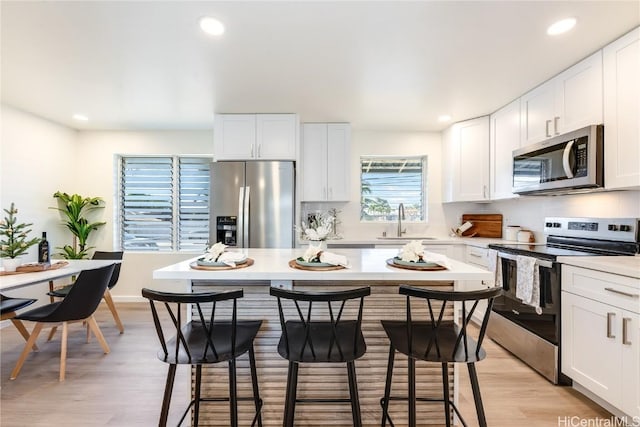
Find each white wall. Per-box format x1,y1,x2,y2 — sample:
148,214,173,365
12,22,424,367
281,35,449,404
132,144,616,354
442,191,640,242
302,130,448,240
1,104,78,262
75,130,213,299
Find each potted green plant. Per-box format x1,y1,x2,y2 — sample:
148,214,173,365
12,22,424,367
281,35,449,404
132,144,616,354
51,192,106,259
0,202,41,271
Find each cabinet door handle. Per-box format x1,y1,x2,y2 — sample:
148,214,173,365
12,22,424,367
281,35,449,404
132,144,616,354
605,287,640,298
257,144,261,158
553,116,560,135
622,317,632,345
329,187,332,199
606,312,616,338
545,120,552,138
483,185,487,199
469,252,483,258
250,144,255,157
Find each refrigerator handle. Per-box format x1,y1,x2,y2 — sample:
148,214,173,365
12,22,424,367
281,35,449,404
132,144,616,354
237,187,245,247
243,186,250,248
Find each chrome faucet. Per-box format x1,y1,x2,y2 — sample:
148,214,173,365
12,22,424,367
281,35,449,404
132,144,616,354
397,203,406,237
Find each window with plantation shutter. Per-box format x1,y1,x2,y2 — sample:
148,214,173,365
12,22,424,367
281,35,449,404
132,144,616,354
119,156,210,252
360,156,426,222
178,158,210,251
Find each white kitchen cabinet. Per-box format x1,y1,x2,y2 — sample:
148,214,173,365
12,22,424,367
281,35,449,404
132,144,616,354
521,51,603,145
214,113,297,160
301,123,350,202
561,265,640,418
441,116,490,202
490,99,521,200
604,28,640,190
461,246,494,322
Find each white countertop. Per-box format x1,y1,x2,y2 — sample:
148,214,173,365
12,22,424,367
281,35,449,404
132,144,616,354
153,248,493,282
557,255,640,279
325,236,534,248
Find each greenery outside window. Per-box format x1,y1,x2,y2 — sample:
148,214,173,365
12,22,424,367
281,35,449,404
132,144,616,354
360,156,426,222
118,156,210,252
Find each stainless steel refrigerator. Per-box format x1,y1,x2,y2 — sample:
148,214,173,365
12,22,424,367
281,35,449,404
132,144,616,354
210,161,295,248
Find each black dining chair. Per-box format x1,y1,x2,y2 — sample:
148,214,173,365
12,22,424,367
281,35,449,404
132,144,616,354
48,251,124,333
141,288,263,427
270,286,371,427
380,285,502,427
9,264,115,381
0,293,39,351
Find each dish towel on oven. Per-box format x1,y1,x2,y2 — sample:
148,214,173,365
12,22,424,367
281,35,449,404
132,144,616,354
487,249,502,288
516,255,542,315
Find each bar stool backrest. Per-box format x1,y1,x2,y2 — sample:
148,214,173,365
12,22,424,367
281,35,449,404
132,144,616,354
270,286,371,361
399,285,503,362
141,288,244,364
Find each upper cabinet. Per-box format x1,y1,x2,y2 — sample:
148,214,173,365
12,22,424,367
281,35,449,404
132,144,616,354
214,114,297,161
521,51,603,146
442,116,490,203
490,99,521,200
301,123,351,202
604,28,640,190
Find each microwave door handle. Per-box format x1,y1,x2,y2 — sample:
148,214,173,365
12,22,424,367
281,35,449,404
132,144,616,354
562,140,575,179
243,186,250,248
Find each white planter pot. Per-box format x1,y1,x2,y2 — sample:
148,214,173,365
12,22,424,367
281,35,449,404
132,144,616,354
2,258,21,272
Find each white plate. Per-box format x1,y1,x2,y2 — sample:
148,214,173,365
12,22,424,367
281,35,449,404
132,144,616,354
392,257,440,267
295,259,333,268
197,257,248,267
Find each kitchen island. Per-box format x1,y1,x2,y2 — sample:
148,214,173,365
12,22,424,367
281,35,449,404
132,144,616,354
153,248,493,426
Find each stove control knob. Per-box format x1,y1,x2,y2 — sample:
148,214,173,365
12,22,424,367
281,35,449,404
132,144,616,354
545,222,553,228
608,224,618,231
620,225,631,232
553,222,561,228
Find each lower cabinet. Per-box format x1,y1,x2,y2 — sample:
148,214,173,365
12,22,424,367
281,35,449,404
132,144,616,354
561,266,640,418
460,246,493,322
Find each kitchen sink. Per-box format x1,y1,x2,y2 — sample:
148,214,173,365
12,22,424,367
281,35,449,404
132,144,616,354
376,236,437,240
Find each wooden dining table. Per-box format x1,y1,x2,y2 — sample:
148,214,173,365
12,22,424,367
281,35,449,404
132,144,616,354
0,259,120,292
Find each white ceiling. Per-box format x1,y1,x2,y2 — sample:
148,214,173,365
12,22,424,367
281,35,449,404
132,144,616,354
1,1,638,132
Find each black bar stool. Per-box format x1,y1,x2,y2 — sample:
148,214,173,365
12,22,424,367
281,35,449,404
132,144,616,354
270,286,371,427
380,285,502,427
142,288,263,427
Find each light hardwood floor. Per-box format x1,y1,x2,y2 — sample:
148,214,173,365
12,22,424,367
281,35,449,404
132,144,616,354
1,303,611,426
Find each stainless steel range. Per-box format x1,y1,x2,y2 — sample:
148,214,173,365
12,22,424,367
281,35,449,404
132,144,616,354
488,217,639,384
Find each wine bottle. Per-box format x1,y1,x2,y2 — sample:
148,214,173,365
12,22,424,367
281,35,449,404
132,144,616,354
38,232,50,264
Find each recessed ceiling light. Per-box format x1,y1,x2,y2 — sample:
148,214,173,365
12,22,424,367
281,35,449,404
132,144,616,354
72,114,88,121
199,16,225,36
547,18,577,36
438,115,452,123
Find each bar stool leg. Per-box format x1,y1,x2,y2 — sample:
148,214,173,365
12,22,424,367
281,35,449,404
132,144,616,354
441,362,451,427
468,363,487,427
408,357,416,427
249,346,263,427
160,364,177,427
229,359,238,427
380,345,395,427
347,361,363,427
194,365,202,427
283,361,299,427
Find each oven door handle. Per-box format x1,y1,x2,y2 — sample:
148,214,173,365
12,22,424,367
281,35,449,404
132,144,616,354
497,252,553,269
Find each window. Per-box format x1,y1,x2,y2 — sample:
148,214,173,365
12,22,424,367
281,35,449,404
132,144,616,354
360,156,426,222
118,156,210,251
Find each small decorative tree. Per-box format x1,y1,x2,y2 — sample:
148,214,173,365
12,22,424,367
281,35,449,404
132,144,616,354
52,192,106,259
0,202,41,259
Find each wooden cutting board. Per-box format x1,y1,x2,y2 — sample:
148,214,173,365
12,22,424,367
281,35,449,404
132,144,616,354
461,214,503,238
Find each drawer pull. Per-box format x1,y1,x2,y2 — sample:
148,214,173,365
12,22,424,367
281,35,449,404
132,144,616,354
604,287,639,298
468,253,483,258
606,312,615,338
622,318,632,345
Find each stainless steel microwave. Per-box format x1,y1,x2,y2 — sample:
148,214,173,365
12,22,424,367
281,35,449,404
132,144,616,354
512,125,603,195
